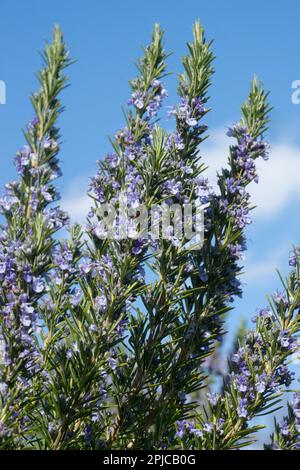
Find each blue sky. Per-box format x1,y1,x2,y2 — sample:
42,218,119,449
1,1,300,351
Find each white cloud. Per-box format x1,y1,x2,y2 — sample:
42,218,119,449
253,144,300,217
243,245,288,285
61,177,90,223
62,194,90,223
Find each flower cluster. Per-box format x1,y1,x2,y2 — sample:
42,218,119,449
196,248,300,449
168,96,206,128
129,78,167,119
218,124,269,230
0,27,71,445
279,394,300,440
266,393,300,449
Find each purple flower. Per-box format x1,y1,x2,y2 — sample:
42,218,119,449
276,365,295,387
14,146,31,174
194,176,213,204
23,265,32,283
130,91,144,109
106,153,119,168
70,288,82,307
151,79,160,88
167,132,184,150
289,248,300,267
94,294,107,312
279,418,290,436
0,196,19,212
41,186,54,202
230,206,251,228
184,262,194,274
237,398,248,418
132,238,146,255
32,277,45,294
28,116,39,130
273,289,286,305
0,382,8,395
169,96,205,128
203,422,214,434
108,356,117,370
54,243,74,272
232,347,246,365
20,303,35,328
43,138,58,150
228,243,245,260
175,420,195,439
191,428,203,438
207,392,220,406
192,97,206,114
79,259,93,275
236,374,248,393
255,373,268,394
199,263,208,282
163,179,182,198
279,331,298,351
186,116,198,127
292,393,300,419
251,307,273,323
146,82,167,118
89,324,98,333
225,177,245,195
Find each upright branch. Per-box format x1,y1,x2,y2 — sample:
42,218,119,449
265,391,300,450
0,26,71,448
106,21,215,448
175,246,300,449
